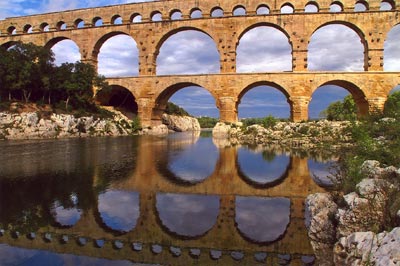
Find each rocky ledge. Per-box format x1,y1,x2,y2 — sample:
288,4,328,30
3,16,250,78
305,160,400,265
212,120,352,150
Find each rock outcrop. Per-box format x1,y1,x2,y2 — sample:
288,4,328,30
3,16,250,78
305,160,400,265
0,111,136,140
162,114,200,132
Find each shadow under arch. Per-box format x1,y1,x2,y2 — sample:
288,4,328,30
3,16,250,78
155,192,220,239
1,41,20,49
309,21,368,70
152,82,218,123
154,26,221,74
235,196,291,244
96,85,138,119
236,149,291,189
312,80,369,117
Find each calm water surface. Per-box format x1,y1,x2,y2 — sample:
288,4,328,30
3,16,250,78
0,132,335,265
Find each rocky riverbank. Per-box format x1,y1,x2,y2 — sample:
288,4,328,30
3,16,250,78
0,112,200,140
305,160,400,265
212,120,352,150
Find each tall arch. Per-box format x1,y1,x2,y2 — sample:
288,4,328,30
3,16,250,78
152,83,218,123
384,24,400,71
156,28,220,75
238,81,291,119
310,80,369,119
95,85,138,119
93,32,139,77
237,24,292,73
308,22,367,71
45,38,81,66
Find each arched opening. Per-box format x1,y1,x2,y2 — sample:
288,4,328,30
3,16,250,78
281,3,295,14
190,8,202,18
238,83,291,119
51,193,82,227
96,85,138,119
381,0,395,10
96,33,139,77
48,38,81,66
354,1,368,11
153,84,219,123
156,193,220,238
23,24,33,34
7,26,17,35
308,24,366,71
237,25,292,72
330,2,343,12
131,13,142,23
170,10,182,20
156,29,220,75
235,196,290,243
257,5,270,15
93,17,103,27
57,21,67,30
211,7,224,17
305,2,319,12
111,15,123,25
40,22,50,32
237,147,290,187
74,19,84,29
384,24,400,71
1,41,19,50
97,190,140,234
309,82,368,120
151,11,162,22
233,5,246,16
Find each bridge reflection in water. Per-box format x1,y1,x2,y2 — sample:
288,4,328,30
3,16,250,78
0,132,333,265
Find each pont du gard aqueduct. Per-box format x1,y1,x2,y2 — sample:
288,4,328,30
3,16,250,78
1,0,400,127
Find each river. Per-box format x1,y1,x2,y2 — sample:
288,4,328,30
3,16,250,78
0,132,335,265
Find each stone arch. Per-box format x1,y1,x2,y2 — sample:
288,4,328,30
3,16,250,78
256,4,270,14
1,41,19,49
23,24,33,34
381,0,395,10
56,21,67,30
305,1,319,12
130,13,142,23
151,11,162,22
211,6,224,17
281,2,295,13
93,17,103,27
155,27,220,75
354,0,369,11
170,9,182,20
237,81,292,119
190,8,203,18
308,21,367,71
330,1,344,12
7,26,16,35
40,22,50,32
74,18,85,28
96,85,138,118
233,5,247,16
236,23,292,72
45,37,81,65
152,82,218,123
111,14,123,25
311,80,369,117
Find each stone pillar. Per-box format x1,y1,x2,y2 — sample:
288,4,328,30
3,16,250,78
289,96,311,122
367,96,387,114
292,49,308,71
138,53,156,76
137,97,154,127
218,96,238,123
367,48,384,71
219,44,236,73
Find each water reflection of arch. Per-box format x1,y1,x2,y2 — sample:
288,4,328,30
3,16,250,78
50,193,82,228
236,146,291,188
156,132,219,185
155,193,220,239
308,159,338,188
94,189,140,235
235,196,291,244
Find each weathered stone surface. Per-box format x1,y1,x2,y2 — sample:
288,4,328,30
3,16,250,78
162,114,200,132
212,122,231,138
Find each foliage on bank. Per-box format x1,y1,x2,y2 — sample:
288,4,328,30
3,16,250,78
197,116,219,128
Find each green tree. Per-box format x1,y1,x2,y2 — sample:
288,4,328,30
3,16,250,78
165,102,190,116
320,95,357,121
197,116,219,128
384,91,400,118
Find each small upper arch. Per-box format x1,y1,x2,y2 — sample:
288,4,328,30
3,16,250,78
281,3,295,14
74,18,85,29
23,24,33,34
7,26,17,35
190,8,203,18
111,14,123,25
354,0,369,11
330,1,344,12
256,4,270,15
305,1,319,13
170,9,182,20
233,5,247,16
381,0,395,10
211,6,224,17
151,10,163,22
131,13,142,23
56,21,67,30
40,22,50,32
93,17,103,27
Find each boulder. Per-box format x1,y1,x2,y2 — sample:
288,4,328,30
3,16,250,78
212,122,231,138
162,114,200,132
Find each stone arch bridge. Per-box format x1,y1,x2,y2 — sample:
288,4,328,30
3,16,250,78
1,0,400,126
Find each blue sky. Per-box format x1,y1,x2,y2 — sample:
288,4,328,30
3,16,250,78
1,0,399,118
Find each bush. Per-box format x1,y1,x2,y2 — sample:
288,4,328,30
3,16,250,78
165,102,190,116
197,116,219,128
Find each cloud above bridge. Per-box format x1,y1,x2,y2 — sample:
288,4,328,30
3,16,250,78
2,0,400,118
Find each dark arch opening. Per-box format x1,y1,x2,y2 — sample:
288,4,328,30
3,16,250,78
308,22,366,71
56,21,67,30
156,28,220,75
111,15,123,25
96,85,138,119
23,24,33,34
93,17,103,27
309,81,368,119
170,9,182,20
40,22,50,32
1,41,19,49
237,23,292,73
7,26,17,35
238,82,291,119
